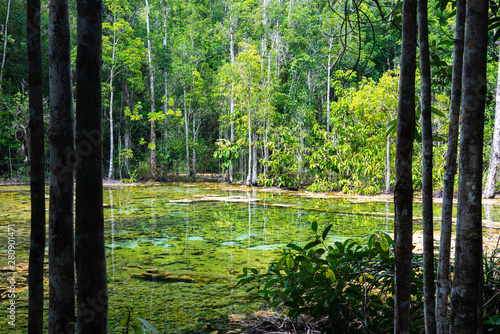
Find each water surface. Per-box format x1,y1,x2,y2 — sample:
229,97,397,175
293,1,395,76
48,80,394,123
1,183,500,333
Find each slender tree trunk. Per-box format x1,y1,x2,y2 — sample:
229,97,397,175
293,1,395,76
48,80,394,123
75,0,108,331
394,0,417,331
108,69,115,180
48,0,75,331
183,87,190,177
449,0,488,330
145,0,156,178
483,46,500,198
0,0,11,95
418,0,436,331
252,132,258,185
192,115,197,178
385,132,391,194
27,1,45,332
326,36,333,132
229,18,235,183
162,0,169,172
246,86,252,186
435,0,465,331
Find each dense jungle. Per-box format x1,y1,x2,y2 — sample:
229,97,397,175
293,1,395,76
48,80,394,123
1,0,500,333
0,0,498,192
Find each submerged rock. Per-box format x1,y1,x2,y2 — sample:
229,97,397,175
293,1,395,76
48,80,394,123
130,268,214,283
169,195,260,204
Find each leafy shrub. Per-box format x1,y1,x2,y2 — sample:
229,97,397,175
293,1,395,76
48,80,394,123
484,245,500,332
237,223,425,333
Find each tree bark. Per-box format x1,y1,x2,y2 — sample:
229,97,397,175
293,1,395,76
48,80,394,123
27,0,45,332
435,0,465,331
246,84,252,186
483,45,500,199
326,36,333,132
449,0,488,331
145,0,156,178
0,0,11,96
252,132,258,185
384,133,391,194
418,0,436,332
75,0,108,332
48,0,75,331
162,0,169,173
394,0,417,331
107,14,116,180
183,86,190,177
229,17,235,183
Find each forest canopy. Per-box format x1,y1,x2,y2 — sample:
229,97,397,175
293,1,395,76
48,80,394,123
0,0,499,193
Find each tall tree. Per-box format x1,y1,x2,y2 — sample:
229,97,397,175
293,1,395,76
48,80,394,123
75,0,108,331
435,0,465,330
0,0,12,95
48,0,75,331
449,0,488,331
483,45,500,199
145,0,156,178
27,0,45,332
418,0,436,332
394,0,417,331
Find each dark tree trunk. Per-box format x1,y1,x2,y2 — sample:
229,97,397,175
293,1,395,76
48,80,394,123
449,0,488,331
394,0,417,331
75,0,108,332
483,46,500,199
27,0,45,332
48,0,75,331
418,0,436,332
435,0,465,330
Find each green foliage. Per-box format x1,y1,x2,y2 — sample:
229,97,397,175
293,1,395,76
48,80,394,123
483,246,500,332
259,125,305,189
237,223,426,333
111,307,159,334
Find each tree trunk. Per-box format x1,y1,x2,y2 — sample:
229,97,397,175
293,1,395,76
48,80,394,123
27,0,45,332
162,1,169,173
0,0,11,95
123,79,131,176
394,0,417,331
48,0,75,331
418,0,436,331
229,18,235,183
183,87,190,177
483,45,500,199
75,0,108,331
449,0,488,331
385,133,391,194
192,114,197,178
326,36,333,132
145,0,156,178
108,69,115,180
435,0,465,331
246,86,252,186
252,132,258,185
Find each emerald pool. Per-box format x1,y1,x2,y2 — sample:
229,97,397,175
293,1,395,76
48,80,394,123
1,182,500,333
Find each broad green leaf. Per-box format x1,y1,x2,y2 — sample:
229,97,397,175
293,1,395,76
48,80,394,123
322,224,333,240
431,106,445,117
311,221,318,233
287,243,303,253
304,241,319,250
135,318,159,334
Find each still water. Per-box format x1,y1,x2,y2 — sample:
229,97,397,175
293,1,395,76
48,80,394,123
1,182,500,333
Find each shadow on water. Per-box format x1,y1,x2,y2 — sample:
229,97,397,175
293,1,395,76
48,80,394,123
1,182,500,332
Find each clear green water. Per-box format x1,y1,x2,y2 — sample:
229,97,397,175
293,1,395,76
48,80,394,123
1,183,500,333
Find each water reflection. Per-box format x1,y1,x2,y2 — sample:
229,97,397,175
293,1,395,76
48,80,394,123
2,183,500,333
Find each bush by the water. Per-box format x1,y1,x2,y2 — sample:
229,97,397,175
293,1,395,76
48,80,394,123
238,223,500,333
